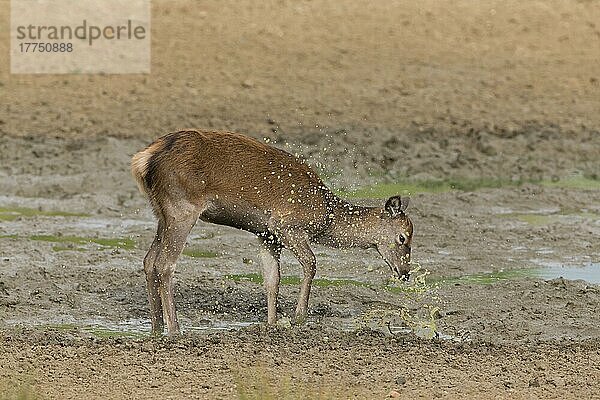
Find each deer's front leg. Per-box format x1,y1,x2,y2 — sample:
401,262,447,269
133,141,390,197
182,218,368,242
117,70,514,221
277,229,316,324
293,242,316,324
258,236,282,325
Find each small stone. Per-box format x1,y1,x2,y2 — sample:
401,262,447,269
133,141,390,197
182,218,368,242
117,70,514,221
529,378,540,387
241,79,254,88
395,376,407,386
276,317,292,329
388,390,401,398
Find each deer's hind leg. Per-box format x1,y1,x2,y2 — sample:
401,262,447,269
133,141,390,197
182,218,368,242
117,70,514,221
275,228,316,324
290,240,316,324
152,200,200,335
144,218,166,335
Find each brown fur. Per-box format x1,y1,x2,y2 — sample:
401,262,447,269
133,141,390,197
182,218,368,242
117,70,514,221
132,130,413,335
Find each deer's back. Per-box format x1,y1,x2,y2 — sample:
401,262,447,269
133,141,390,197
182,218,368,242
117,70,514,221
144,130,334,231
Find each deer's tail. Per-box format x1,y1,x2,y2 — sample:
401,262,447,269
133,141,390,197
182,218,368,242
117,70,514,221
131,146,155,196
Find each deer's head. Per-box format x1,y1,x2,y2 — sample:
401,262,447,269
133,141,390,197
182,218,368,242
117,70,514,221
375,195,413,280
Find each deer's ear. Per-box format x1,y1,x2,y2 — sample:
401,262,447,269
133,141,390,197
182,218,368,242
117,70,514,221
385,195,409,217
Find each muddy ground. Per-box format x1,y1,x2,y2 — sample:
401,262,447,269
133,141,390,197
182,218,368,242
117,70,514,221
1,1,600,399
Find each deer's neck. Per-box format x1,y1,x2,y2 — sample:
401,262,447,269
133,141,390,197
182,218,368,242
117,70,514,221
313,198,379,249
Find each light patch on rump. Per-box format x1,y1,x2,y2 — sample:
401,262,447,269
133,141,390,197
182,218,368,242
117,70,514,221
131,137,168,194
130,149,153,194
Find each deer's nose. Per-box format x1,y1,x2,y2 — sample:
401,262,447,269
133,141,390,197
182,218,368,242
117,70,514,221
394,266,410,281
399,271,410,281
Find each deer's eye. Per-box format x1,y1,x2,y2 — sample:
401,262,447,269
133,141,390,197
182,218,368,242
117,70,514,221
397,234,406,245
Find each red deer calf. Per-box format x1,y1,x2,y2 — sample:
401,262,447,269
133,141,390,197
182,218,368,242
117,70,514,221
132,130,413,335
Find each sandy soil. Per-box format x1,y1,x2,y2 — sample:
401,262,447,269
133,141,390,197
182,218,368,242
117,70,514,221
1,1,600,399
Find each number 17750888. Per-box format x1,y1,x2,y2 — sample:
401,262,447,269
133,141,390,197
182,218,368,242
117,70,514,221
19,42,73,52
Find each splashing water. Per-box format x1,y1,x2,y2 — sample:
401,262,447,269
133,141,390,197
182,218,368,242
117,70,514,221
357,261,442,339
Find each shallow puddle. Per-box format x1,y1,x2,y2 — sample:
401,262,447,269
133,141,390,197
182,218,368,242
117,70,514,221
6,318,259,338
4,318,255,338
442,262,600,285
533,262,600,284
12,317,460,341
4,318,150,338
